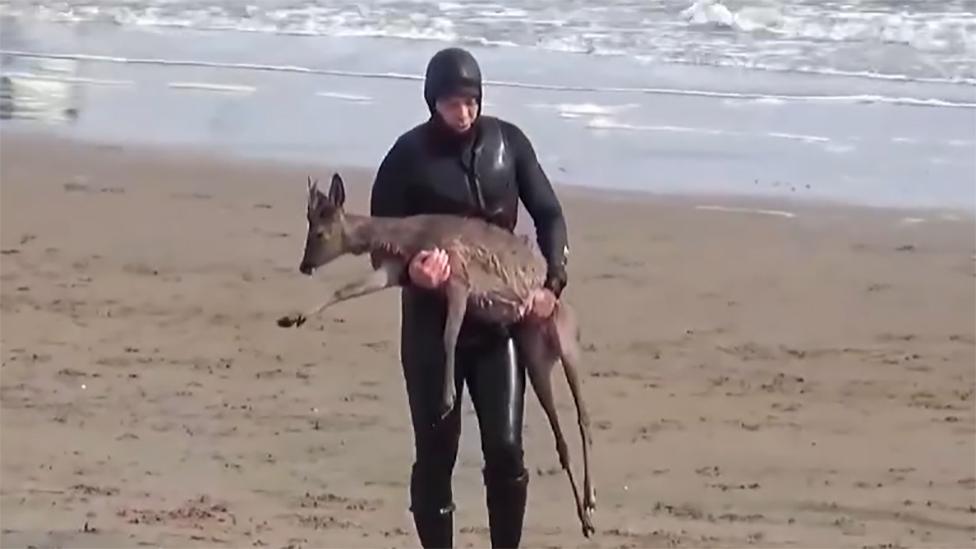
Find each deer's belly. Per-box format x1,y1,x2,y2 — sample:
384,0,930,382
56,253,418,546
468,291,529,326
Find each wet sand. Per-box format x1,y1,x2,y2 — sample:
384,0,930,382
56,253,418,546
1,133,974,548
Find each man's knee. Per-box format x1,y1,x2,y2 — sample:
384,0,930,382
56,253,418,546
483,434,526,480
408,401,462,513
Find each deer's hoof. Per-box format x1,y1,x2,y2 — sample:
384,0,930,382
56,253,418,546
581,512,596,538
277,314,305,328
579,494,596,538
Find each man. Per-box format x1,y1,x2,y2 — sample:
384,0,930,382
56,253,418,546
369,46,570,548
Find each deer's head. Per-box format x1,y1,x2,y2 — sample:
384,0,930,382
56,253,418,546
299,173,348,275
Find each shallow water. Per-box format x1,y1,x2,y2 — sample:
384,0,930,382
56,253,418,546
0,1,974,212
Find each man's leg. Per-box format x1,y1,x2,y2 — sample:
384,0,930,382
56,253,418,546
400,292,466,548
465,334,529,549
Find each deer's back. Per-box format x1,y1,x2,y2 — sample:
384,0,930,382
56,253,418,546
382,214,548,324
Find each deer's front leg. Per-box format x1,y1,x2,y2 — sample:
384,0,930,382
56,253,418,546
438,279,469,421
277,261,403,328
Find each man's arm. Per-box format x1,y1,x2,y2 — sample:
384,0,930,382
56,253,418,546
505,122,570,297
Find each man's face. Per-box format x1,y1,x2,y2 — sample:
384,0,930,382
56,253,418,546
435,94,479,133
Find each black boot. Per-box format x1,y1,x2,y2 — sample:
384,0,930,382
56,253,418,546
484,467,529,549
411,505,455,549
410,463,456,548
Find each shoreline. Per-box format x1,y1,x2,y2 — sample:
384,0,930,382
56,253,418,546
2,27,974,214
5,47,976,106
4,126,974,222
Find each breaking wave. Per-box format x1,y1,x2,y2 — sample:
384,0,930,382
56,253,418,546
4,50,974,110
1,0,974,84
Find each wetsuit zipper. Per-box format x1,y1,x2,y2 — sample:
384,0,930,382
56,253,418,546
461,138,486,217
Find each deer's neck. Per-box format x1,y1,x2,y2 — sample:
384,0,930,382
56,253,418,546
342,214,410,258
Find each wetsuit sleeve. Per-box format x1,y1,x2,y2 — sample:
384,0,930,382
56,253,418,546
369,138,412,281
505,122,570,297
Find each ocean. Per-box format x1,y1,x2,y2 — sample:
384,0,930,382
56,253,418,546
1,0,974,211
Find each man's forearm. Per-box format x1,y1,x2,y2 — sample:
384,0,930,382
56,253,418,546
538,216,569,297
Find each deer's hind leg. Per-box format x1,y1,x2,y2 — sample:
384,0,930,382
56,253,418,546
515,322,592,538
552,302,596,526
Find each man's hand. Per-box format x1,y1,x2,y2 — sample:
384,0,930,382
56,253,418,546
408,249,451,289
523,288,557,321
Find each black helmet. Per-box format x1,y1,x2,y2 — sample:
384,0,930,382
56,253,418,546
423,47,482,113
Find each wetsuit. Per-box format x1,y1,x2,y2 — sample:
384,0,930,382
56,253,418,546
368,47,569,548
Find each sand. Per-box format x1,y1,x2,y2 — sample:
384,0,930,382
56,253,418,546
1,133,974,549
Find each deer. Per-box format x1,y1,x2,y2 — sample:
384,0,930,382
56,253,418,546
276,173,596,538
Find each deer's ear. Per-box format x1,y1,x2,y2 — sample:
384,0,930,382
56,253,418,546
329,173,346,208
307,176,320,209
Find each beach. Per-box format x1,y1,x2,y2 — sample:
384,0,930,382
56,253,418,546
1,133,974,548
2,0,976,546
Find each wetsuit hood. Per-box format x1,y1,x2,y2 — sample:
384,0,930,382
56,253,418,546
423,47,483,114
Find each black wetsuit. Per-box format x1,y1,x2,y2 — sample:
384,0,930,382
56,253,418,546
368,48,569,549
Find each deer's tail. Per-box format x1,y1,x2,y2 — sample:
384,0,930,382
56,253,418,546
550,301,589,446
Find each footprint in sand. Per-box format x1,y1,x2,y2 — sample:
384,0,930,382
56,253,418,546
117,495,234,530
298,491,381,512
289,513,359,530
122,263,159,276
653,502,705,520
341,392,379,403
170,192,213,200
948,334,975,345
64,180,91,193
71,484,119,497
876,333,917,343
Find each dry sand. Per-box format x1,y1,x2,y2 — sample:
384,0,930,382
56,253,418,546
1,134,974,548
